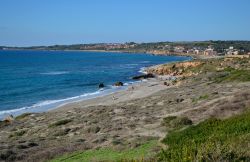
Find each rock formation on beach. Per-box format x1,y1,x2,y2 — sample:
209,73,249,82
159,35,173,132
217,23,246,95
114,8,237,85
146,61,202,76
98,83,105,88
132,73,155,80
114,81,124,86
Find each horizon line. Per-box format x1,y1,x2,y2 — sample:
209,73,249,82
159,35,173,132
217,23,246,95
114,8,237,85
2,39,250,48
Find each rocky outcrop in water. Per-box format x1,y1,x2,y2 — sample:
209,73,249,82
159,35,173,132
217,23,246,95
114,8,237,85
99,83,105,88
114,82,123,86
132,73,155,80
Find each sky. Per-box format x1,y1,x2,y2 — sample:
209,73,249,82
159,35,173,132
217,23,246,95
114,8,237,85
0,0,250,46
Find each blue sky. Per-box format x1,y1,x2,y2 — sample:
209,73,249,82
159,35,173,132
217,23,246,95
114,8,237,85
0,0,250,46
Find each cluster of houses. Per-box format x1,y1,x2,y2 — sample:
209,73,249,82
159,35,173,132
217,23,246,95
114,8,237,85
79,43,250,56
160,45,249,56
79,43,136,50
187,46,218,56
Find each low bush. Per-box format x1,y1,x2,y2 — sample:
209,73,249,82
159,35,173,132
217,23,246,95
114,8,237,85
49,119,72,128
9,130,26,138
15,113,32,120
192,94,209,103
162,116,192,130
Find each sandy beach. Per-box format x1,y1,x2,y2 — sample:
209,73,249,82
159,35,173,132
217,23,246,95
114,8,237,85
54,78,169,112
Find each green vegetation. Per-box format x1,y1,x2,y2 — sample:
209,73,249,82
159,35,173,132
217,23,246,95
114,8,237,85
162,116,193,130
186,61,217,73
9,130,26,138
49,119,72,127
158,111,250,161
15,113,32,120
192,94,209,103
50,140,159,162
214,68,250,83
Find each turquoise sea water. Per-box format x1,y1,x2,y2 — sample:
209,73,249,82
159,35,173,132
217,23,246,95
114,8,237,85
0,50,191,119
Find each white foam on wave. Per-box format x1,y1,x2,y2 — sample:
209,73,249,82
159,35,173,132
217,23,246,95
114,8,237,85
0,107,28,116
0,90,102,118
125,64,139,66
139,67,148,74
140,61,150,63
40,71,70,75
0,78,147,120
1,69,154,119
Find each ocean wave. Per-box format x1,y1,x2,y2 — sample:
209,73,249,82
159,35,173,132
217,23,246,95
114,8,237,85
118,64,139,68
40,71,70,75
125,64,139,66
140,61,150,63
139,67,148,74
0,107,29,116
0,90,102,117
0,79,142,119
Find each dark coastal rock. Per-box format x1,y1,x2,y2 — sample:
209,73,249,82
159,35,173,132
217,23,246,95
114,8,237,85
114,82,123,86
132,73,155,80
99,83,105,88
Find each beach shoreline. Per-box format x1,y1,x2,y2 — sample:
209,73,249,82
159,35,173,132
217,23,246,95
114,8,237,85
52,54,222,113
0,50,221,120
52,77,170,113
1,56,249,162
0,51,192,120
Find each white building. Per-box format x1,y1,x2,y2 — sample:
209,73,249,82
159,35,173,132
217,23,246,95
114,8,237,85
226,46,239,55
204,47,217,56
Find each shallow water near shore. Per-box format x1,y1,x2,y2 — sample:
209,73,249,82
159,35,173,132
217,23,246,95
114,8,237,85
0,50,191,119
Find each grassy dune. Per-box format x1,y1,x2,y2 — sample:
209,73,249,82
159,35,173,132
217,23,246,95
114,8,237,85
50,140,158,162
158,111,250,162
49,111,250,162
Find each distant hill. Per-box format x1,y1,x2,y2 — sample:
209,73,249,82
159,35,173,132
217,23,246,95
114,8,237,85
2,41,250,54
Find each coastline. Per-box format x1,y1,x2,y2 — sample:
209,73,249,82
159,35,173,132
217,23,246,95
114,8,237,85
1,56,249,162
0,52,191,120
1,48,222,59
1,51,225,120
52,53,224,113
52,78,169,113
1,50,222,120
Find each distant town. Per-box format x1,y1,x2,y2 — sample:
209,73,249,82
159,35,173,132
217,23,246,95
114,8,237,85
1,41,250,57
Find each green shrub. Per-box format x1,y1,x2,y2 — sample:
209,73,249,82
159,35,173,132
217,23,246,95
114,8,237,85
162,116,192,129
9,130,26,138
53,128,71,136
49,119,72,127
15,113,32,120
192,94,209,103
213,69,250,83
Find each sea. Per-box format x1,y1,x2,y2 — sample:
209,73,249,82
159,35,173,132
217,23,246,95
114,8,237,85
0,50,191,119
